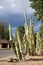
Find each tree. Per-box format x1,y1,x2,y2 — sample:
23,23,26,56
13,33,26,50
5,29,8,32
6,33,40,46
29,0,43,21
0,21,9,40
29,0,43,32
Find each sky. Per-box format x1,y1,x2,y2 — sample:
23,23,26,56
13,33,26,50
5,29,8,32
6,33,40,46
0,0,41,36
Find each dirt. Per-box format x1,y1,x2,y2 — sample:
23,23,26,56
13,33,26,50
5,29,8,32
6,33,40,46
0,55,43,65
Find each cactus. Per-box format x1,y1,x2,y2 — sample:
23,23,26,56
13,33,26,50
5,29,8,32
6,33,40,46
36,32,42,54
35,22,43,55
24,10,35,55
14,26,25,60
9,24,12,49
22,34,27,60
17,30,22,59
29,17,35,55
9,24,12,41
9,14,43,61
15,40,20,60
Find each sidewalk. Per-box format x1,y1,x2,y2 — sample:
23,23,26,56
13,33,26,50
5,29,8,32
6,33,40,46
0,55,16,61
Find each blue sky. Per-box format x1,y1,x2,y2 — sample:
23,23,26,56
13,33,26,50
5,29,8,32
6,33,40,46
0,0,41,36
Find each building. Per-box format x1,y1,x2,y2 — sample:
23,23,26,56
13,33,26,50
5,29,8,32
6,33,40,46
0,39,9,49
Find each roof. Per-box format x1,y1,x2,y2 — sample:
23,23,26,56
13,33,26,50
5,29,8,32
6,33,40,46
0,39,9,44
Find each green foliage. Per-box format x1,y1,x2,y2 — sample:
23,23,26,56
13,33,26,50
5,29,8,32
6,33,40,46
17,26,25,38
29,0,43,21
0,21,9,40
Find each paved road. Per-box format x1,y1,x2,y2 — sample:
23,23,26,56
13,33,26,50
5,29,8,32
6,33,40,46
0,49,15,59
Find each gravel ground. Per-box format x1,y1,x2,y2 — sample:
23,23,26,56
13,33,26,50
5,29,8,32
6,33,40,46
0,55,43,65
0,60,43,65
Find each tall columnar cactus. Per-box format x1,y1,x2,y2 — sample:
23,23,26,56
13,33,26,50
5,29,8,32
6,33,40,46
24,10,29,55
29,17,35,55
24,10,35,55
39,21,43,55
14,26,25,60
9,24,12,49
14,40,20,60
13,30,22,60
22,34,27,57
36,32,41,54
15,30,27,60
9,24,12,41
16,30,22,60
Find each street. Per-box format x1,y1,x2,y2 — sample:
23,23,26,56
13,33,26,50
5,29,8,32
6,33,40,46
0,49,15,59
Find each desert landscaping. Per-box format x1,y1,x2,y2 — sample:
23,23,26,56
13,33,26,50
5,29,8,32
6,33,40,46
0,0,43,65
0,55,43,65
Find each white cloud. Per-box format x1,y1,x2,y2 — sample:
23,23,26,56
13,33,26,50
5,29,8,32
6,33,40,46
0,0,36,17
11,4,16,8
0,0,35,14
0,6,3,9
27,7,35,14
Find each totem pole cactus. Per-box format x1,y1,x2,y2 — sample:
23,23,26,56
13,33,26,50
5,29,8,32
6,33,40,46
36,32,41,54
29,17,35,55
16,30,22,60
22,34,27,60
40,21,43,55
9,24,12,49
14,26,25,60
24,10,29,55
15,40,20,60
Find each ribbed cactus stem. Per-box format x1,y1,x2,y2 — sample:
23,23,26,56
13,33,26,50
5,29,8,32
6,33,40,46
15,41,19,60
9,24,12,41
29,17,35,55
17,31,22,54
36,32,41,54
23,35,27,52
9,24,12,49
